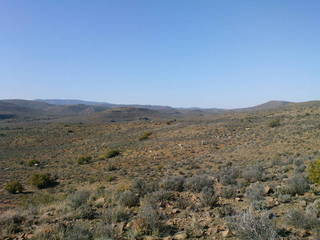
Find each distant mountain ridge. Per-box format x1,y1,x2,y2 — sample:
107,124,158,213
0,99,317,122
36,99,174,110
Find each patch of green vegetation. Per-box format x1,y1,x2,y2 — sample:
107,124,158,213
5,181,23,194
106,149,120,158
30,173,55,189
269,119,280,128
21,192,62,207
77,155,92,165
139,131,152,141
106,164,118,171
308,159,320,184
106,175,116,182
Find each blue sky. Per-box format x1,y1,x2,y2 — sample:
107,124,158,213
1,1,319,108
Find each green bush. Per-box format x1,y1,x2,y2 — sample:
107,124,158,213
106,175,116,182
5,181,23,194
308,159,320,184
139,131,152,141
269,119,280,128
77,155,92,165
106,150,120,158
30,173,55,189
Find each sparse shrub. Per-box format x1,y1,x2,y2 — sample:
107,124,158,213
184,175,213,192
106,175,116,182
34,223,93,240
131,178,158,197
306,199,320,218
141,190,174,208
294,164,306,173
160,175,185,192
277,193,292,203
106,164,118,171
22,192,59,207
220,185,237,198
30,173,55,189
245,182,265,202
73,203,97,219
133,203,162,236
200,186,218,208
174,198,190,209
0,210,24,235
118,190,139,207
139,131,152,141
93,222,116,240
217,205,235,218
251,200,268,210
285,209,320,230
283,174,309,195
77,155,92,165
242,165,264,183
68,190,90,209
293,159,304,167
106,149,120,158
269,119,280,128
308,158,320,184
27,159,40,166
104,206,130,223
5,181,23,194
228,208,279,240
218,167,239,185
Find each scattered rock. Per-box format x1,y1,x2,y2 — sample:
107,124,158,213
174,232,188,240
264,185,273,194
221,229,233,238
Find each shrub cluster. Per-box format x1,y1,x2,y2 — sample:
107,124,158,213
228,208,279,240
184,175,213,193
269,119,280,128
118,190,139,207
283,174,309,195
286,209,320,230
200,186,218,208
160,176,185,192
30,173,55,189
242,165,264,183
245,182,265,202
5,181,23,194
308,159,320,184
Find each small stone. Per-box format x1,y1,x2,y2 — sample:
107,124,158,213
221,229,233,238
264,185,273,194
144,236,158,240
174,232,188,240
163,237,173,240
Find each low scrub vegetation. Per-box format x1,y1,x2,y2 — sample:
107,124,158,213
30,173,56,189
308,158,320,184
106,149,120,158
77,155,92,165
5,181,23,194
139,131,152,141
229,208,279,240
269,119,281,128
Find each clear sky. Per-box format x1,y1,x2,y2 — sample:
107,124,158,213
1,1,319,108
